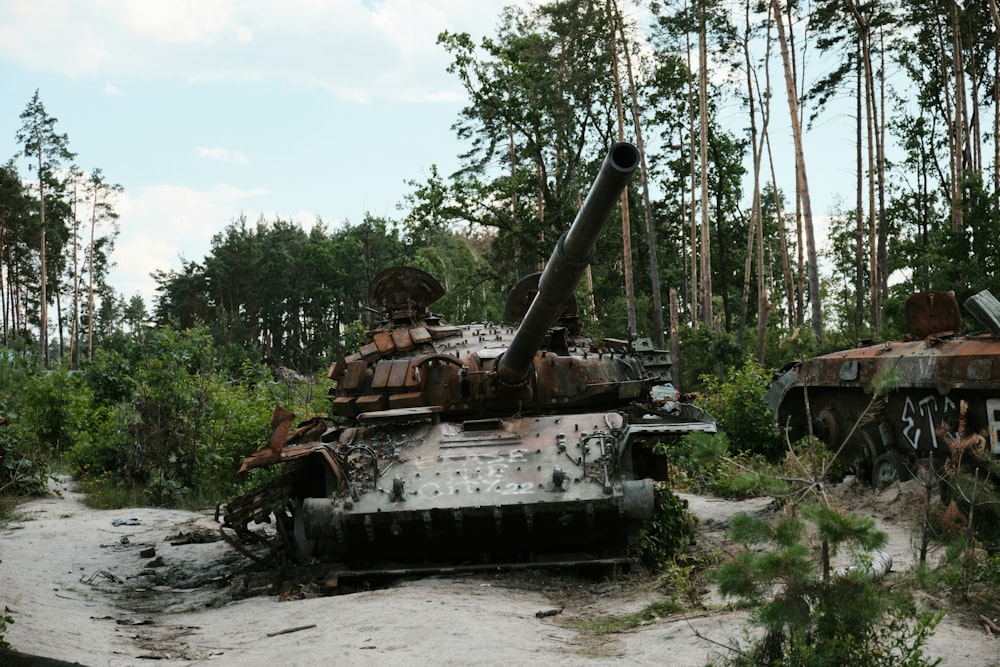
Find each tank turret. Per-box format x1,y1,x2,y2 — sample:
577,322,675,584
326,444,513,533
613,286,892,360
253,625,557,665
223,142,716,579
497,141,640,386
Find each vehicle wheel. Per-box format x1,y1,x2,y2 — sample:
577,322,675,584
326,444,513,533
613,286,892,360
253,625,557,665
292,497,317,559
871,450,910,489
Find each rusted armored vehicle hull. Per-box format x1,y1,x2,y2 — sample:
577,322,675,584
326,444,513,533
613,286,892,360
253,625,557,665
225,142,716,572
766,290,1000,487
226,406,714,568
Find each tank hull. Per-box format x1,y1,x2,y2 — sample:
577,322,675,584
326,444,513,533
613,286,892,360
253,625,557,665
766,290,1000,487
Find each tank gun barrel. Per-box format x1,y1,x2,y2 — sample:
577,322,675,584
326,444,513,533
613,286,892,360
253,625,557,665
497,141,641,386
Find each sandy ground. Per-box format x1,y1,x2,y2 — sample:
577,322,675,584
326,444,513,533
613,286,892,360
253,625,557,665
1,477,998,666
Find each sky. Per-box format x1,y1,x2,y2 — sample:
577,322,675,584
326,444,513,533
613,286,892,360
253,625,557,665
0,0,853,310
0,0,544,307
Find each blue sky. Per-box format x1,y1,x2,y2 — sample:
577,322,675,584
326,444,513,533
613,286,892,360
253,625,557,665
0,0,538,306
1,0,852,310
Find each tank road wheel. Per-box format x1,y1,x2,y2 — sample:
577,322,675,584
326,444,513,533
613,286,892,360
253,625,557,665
855,426,883,483
292,497,317,559
872,450,910,490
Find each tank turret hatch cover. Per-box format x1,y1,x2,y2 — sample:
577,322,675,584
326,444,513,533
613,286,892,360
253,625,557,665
504,272,578,325
905,290,962,339
369,266,445,321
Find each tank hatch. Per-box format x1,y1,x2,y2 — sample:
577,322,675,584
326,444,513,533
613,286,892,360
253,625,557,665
503,272,582,345
905,290,962,339
504,272,578,325
369,266,445,324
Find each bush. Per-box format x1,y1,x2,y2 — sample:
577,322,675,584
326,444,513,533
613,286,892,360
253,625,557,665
0,350,50,496
714,505,941,666
696,358,783,460
65,326,281,507
678,325,742,390
663,431,786,499
634,483,697,571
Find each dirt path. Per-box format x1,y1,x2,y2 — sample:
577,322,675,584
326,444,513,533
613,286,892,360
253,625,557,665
0,478,996,666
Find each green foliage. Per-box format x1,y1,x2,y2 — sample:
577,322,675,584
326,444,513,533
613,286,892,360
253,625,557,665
574,599,682,636
0,604,12,651
696,358,783,460
715,506,941,667
634,483,697,571
63,326,281,507
152,214,407,370
19,367,93,455
341,320,367,353
678,325,743,390
0,351,51,496
663,431,787,499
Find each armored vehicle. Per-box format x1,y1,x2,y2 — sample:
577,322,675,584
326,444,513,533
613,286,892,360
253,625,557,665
223,142,716,573
765,289,1000,488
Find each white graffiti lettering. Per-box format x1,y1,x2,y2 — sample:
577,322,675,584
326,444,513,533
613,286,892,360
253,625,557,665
901,396,920,449
899,394,956,450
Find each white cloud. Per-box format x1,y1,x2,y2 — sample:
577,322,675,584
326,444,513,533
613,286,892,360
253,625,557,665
102,81,125,96
196,147,249,165
0,0,530,101
104,0,238,45
110,183,269,303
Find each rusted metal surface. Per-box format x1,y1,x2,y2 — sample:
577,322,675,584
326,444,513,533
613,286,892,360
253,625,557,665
766,289,1000,487
225,142,716,570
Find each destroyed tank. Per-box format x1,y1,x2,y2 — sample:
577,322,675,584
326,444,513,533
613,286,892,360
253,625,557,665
765,289,1000,488
224,142,716,573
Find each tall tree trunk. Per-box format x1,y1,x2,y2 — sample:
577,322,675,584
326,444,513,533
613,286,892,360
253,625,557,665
950,2,965,229
764,129,795,329
936,8,962,231
686,1,699,327
865,40,878,338
608,0,636,336
508,115,519,269
670,288,681,388
749,0,772,363
855,40,865,340
581,191,598,323
35,148,48,365
0,212,6,347
738,38,756,346
771,0,822,341
613,0,664,347
877,31,888,310
848,1,881,336
88,193,98,361
991,0,1000,193
676,126,691,314
55,284,63,360
70,182,80,367
761,10,795,331
698,6,713,327
786,0,805,328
